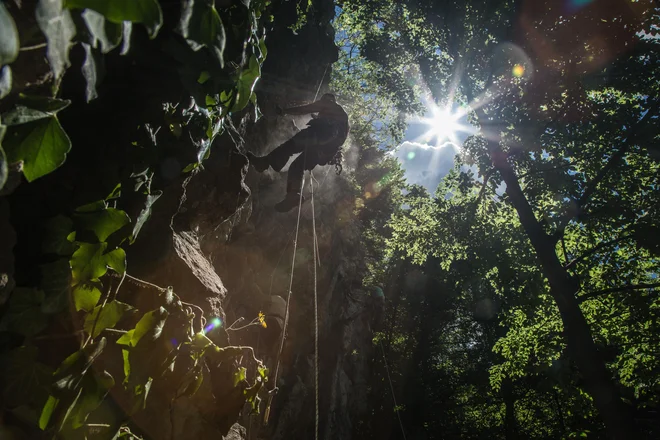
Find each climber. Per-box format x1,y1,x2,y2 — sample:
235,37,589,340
247,93,349,212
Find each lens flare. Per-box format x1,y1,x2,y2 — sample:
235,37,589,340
407,151,416,160
512,64,525,78
203,317,223,334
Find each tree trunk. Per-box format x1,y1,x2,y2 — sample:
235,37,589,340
493,147,638,440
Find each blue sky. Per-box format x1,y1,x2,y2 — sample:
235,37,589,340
393,111,472,193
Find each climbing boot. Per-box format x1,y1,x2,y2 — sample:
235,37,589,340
275,193,305,212
247,152,269,172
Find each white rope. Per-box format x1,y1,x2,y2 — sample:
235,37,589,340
310,172,320,440
379,340,408,440
264,172,306,424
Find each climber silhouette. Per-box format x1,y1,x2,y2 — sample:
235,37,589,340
247,93,349,212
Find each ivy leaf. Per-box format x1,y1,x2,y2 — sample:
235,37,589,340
39,394,60,430
233,366,247,387
43,215,75,255
131,307,168,346
72,283,102,312
0,2,19,66
70,242,108,283
74,202,130,242
81,9,123,54
0,346,52,408
231,54,260,112
64,0,163,39
0,65,11,100
84,300,133,338
2,96,71,126
68,370,114,429
3,117,72,181
40,259,71,314
104,247,126,275
81,42,104,102
0,142,7,192
0,288,47,336
179,0,226,67
116,329,134,346
36,0,77,83
130,191,161,243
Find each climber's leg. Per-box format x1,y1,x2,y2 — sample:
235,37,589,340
275,153,308,212
248,129,315,173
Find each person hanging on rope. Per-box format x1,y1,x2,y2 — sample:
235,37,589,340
247,93,350,212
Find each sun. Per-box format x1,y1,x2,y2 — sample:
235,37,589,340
418,105,468,147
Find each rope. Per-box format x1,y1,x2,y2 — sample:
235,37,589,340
264,67,327,427
264,172,306,425
310,172,320,440
379,340,408,440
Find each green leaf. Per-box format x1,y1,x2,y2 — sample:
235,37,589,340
64,0,163,38
74,203,130,242
70,242,108,283
0,2,19,66
81,9,123,53
68,370,114,428
52,338,106,394
0,65,11,100
116,329,134,346
72,283,102,312
131,307,168,346
36,0,77,82
3,117,72,181
130,191,161,243
40,259,71,314
43,215,75,255
231,54,260,112
0,288,47,336
104,248,126,274
81,42,104,102
84,300,132,338
0,346,52,408
233,366,247,387
2,96,71,126
0,142,7,192
179,0,226,67
39,395,59,430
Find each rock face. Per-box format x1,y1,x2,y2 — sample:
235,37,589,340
189,1,380,438
2,0,375,438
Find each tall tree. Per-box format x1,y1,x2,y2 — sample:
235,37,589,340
343,0,660,438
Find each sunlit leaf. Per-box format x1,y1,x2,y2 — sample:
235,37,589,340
70,242,108,283
36,0,76,82
131,307,168,346
84,301,133,338
3,117,72,181
74,203,130,242
130,191,161,243
0,3,19,66
0,65,11,100
231,54,260,112
81,8,123,53
64,0,163,38
72,283,102,312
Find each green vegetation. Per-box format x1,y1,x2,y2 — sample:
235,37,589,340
337,0,660,439
0,0,273,438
